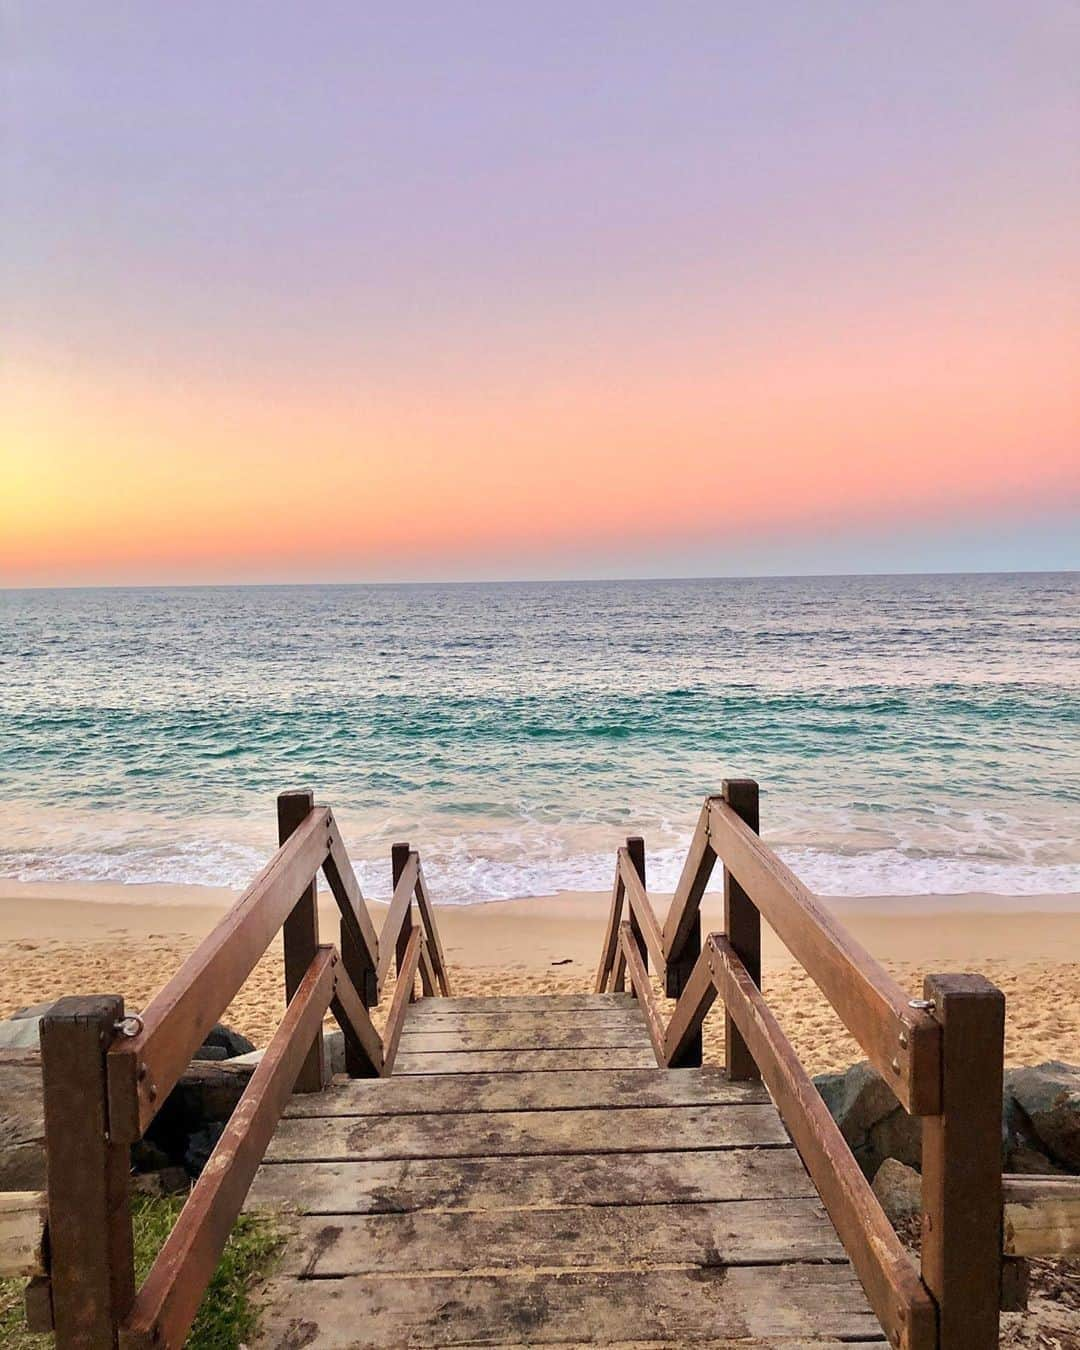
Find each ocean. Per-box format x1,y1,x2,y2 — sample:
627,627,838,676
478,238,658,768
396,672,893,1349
0,573,1077,904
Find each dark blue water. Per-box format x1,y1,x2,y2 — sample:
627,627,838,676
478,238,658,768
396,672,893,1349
0,574,1077,900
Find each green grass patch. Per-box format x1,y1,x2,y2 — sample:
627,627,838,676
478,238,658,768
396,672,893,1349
1,1194,282,1350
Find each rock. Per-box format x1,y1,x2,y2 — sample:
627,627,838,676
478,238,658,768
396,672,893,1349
184,1123,225,1175
131,1167,190,1197
0,1051,45,1189
143,1059,255,1173
866,1103,922,1174
1005,1062,1080,1171
192,1045,230,1062
871,1158,922,1221
814,1061,905,1177
198,1024,256,1059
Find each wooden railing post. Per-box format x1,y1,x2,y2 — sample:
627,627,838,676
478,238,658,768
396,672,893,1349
723,779,761,1082
625,837,647,996
920,974,1005,1349
392,842,416,1002
40,996,135,1349
277,790,326,1092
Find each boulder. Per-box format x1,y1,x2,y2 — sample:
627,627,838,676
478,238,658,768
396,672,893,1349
813,1061,908,1177
871,1158,922,1222
1005,1062,1080,1172
0,1051,45,1189
197,1024,256,1060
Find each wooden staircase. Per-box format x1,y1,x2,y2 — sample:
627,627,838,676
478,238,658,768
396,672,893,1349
247,992,883,1347
26,785,1034,1350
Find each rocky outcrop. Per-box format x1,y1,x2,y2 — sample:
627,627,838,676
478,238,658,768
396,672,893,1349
813,1061,919,1178
1004,1062,1080,1173
815,1059,1080,1180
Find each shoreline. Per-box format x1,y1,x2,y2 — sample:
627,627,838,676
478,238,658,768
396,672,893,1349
2,878,1079,1073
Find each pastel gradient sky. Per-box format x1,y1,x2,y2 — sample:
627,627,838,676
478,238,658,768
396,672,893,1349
3,3,1078,585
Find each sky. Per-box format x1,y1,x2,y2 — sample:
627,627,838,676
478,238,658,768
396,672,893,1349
3,2,1078,586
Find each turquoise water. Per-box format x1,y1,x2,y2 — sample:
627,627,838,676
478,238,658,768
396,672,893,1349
0,574,1077,901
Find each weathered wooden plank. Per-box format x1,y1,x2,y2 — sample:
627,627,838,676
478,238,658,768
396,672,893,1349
393,1047,659,1074
408,994,637,1015
252,1266,881,1346
0,1191,47,1278
248,1146,813,1215
285,1068,769,1117
264,1103,790,1162
276,1198,845,1275
1003,1174,1080,1257
398,1023,652,1052
402,1008,648,1032
664,944,717,1068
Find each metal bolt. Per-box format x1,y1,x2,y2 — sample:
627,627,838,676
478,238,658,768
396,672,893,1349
890,1056,901,1074
898,1030,909,1049
114,1014,144,1038
908,998,935,1012
147,1083,158,1103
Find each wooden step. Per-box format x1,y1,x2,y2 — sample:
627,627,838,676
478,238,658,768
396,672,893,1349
248,1146,815,1214
248,989,877,1345
284,1068,769,1117
253,1266,884,1345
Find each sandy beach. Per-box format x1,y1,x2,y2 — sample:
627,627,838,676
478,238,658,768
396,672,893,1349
2,879,1078,1074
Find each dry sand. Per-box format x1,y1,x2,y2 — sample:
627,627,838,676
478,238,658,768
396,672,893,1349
1,880,1078,1072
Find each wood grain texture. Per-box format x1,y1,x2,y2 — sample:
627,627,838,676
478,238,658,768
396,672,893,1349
393,1047,659,1074
252,1266,883,1346
275,1198,846,1275
398,1023,652,1052
1003,1174,1080,1257
284,1068,768,1117
0,1191,47,1278
248,1146,815,1215
265,1103,790,1162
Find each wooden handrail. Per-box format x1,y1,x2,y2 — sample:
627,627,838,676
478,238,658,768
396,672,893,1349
121,947,339,1350
707,798,940,1114
36,792,454,1350
595,786,1014,1347
707,934,936,1350
376,850,420,992
382,924,425,1073
618,849,666,978
107,804,334,1140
